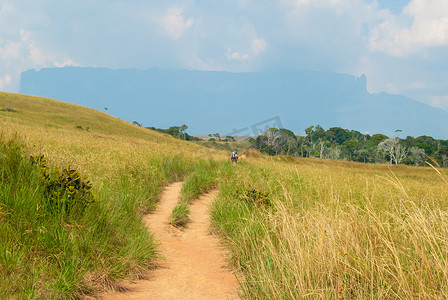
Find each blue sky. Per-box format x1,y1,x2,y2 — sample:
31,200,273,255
1,0,448,111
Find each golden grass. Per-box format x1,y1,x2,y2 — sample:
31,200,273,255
0,92,224,181
214,156,448,299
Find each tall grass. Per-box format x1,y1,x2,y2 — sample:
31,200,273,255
0,137,196,298
0,93,227,298
180,159,219,203
170,159,220,227
212,156,448,299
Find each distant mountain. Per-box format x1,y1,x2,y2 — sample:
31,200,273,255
20,67,448,139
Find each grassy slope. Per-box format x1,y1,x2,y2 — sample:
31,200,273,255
0,92,223,299
5,92,448,299
212,154,448,299
0,92,226,180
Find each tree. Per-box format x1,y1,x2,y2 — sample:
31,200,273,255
327,127,350,144
378,138,407,165
327,144,341,160
180,124,188,140
265,128,279,147
371,133,389,145
277,128,296,155
305,126,315,142
408,147,425,166
341,139,359,160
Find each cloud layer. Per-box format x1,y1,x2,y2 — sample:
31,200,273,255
0,0,447,111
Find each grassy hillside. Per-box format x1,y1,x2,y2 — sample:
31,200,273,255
2,91,448,299
212,153,448,299
0,92,223,177
0,92,223,298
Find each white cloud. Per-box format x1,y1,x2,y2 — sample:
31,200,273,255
54,59,77,68
407,81,428,90
425,95,448,111
0,40,21,59
0,1,13,13
28,43,47,65
0,75,11,89
225,37,266,63
385,83,399,94
226,49,249,61
0,0,446,113
0,29,51,66
251,38,267,54
159,6,194,39
369,0,448,56
0,26,77,91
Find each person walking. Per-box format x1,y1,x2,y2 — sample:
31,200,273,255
231,151,238,164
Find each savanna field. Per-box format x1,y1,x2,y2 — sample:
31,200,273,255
1,92,448,299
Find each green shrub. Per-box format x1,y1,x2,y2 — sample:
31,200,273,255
234,186,271,207
31,154,95,216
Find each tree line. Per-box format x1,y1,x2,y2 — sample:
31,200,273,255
248,125,448,167
146,124,200,141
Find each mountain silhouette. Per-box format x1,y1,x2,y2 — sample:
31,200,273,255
20,67,448,139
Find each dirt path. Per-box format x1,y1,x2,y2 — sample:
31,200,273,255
102,182,240,300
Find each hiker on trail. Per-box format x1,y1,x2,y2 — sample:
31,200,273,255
231,151,238,164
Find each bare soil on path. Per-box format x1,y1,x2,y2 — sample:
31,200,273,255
101,182,240,300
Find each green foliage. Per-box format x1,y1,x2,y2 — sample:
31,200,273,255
250,124,448,167
0,136,194,298
234,186,271,207
75,125,90,131
31,155,95,216
146,124,200,141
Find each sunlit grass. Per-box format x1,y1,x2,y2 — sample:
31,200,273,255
213,155,448,299
170,159,220,227
4,92,448,299
0,92,223,298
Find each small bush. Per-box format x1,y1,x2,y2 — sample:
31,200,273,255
0,105,17,112
75,125,90,131
234,186,271,207
6,105,16,112
31,154,95,216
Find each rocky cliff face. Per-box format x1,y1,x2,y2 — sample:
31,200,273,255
20,67,448,138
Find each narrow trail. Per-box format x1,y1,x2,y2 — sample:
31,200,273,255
102,182,240,300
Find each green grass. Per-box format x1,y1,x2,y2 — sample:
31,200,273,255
0,92,228,298
169,159,221,228
169,203,191,227
180,159,219,203
0,136,198,298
